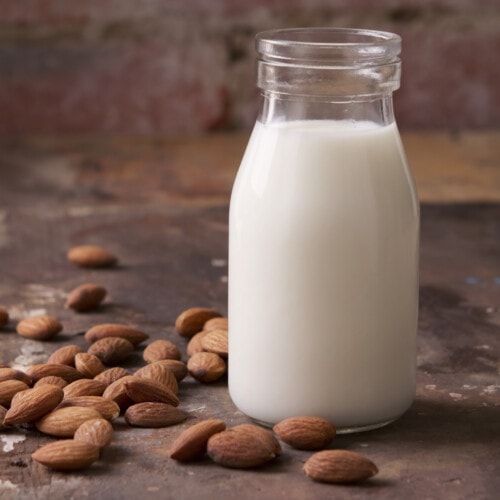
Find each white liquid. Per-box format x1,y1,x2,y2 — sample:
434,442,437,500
228,119,419,431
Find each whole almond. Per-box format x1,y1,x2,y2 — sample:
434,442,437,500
150,360,187,382
85,324,149,347
94,367,129,386
32,439,100,470
143,340,181,363
75,353,105,378
66,283,107,312
58,396,120,421
34,376,68,389
273,416,336,450
3,385,64,425
0,367,32,386
74,418,113,449
47,344,83,366
187,352,226,383
200,329,228,358
169,419,226,461
123,378,179,407
0,379,30,407
36,406,102,437
87,337,134,365
0,307,9,328
187,330,208,357
207,424,281,469
303,450,378,483
67,245,118,268
203,317,228,331
63,379,107,398
16,315,62,341
26,363,85,383
0,405,7,429
101,375,136,411
125,402,187,428
175,308,221,338
134,363,178,394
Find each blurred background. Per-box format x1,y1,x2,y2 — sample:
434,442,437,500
0,0,498,137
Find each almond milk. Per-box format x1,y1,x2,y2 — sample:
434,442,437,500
228,119,419,431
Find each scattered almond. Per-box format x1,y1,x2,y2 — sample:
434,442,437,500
0,307,9,328
32,439,100,470
75,352,105,378
16,315,62,341
58,396,120,421
0,367,32,386
74,418,113,450
67,245,118,268
26,363,85,383
303,449,378,483
169,419,226,462
125,402,187,428
203,317,228,331
123,378,179,407
3,385,64,425
150,360,187,382
101,376,136,411
273,416,336,450
85,324,149,347
87,337,134,365
66,283,107,311
200,329,228,358
0,405,7,429
175,307,221,338
34,376,68,389
143,339,181,363
63,379,107,398
134,363,178,394
187,352,226,383
47,344,84,366
0,379,30,407
36,406,102,437
94,367,129,386
186,330,208,357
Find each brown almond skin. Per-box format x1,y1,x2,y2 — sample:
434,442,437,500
186,330,208,357
67,245,117,268
66,283,107,312
101,375,136,411
58,396,120,421
0,307,9,328
94,367,129,386
187,352,226,383
150,360,187,382
200,329,228,358
32,439,100,470
175,307,222,338
4,385,64,425
16,315,62,341
34,376,68,389
87,337,134,365
63,379,107,398
47,344,83,366
0,405,8,429
0,367,32,386
207,424,281,469
124,378,179,407
85,324,149,347
273,416,336,450
125,402,187,428
303,450,378,484
26,364,85,383
36,406,102,437
75,353,105,378
0,379,30,407
74,418,113,449
134,363,178,394
203,317,228,331
143,340,181,363
169,419,226,461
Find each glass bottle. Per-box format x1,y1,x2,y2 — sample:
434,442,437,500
228,28,419,433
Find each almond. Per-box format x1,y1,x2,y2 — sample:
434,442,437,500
169,419,226,461
101,375,136,411
58,396,120,421
47,344,83,366
87,337,134,365
187,352,226,383
0,379,30,407
150,360,187,382
207,424,281,468
66,283,107,312
125,402,187,428
0,367,32,386
0,307,9,328
134,363,178,394
0,405,8,429
94,366,129,386
273,416,336,450
32,439,100,470
75,353,105,378
34,376,68,389
3,385,64,425
36,406,102,437
303,449,378,483
16,315,62,341
203,317,228,331
186,330,208,357
200,329,228,358
74,418,113,449
63,379,106,398
26,363,85,383
85,324,148,347
123,378,179,407
175,307,221,338
143,339,181,363
67,245,118,268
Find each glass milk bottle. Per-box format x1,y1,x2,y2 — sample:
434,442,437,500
228,28,419,433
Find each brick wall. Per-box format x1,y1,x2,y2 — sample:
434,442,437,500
0,0,498,135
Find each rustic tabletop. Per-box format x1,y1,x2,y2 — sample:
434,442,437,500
0,131,499,500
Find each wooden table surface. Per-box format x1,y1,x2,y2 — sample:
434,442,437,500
0,131,499,500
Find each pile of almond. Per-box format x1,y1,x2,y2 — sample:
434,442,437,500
0,245,379,485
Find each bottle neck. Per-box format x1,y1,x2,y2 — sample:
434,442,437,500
258,92,395,126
